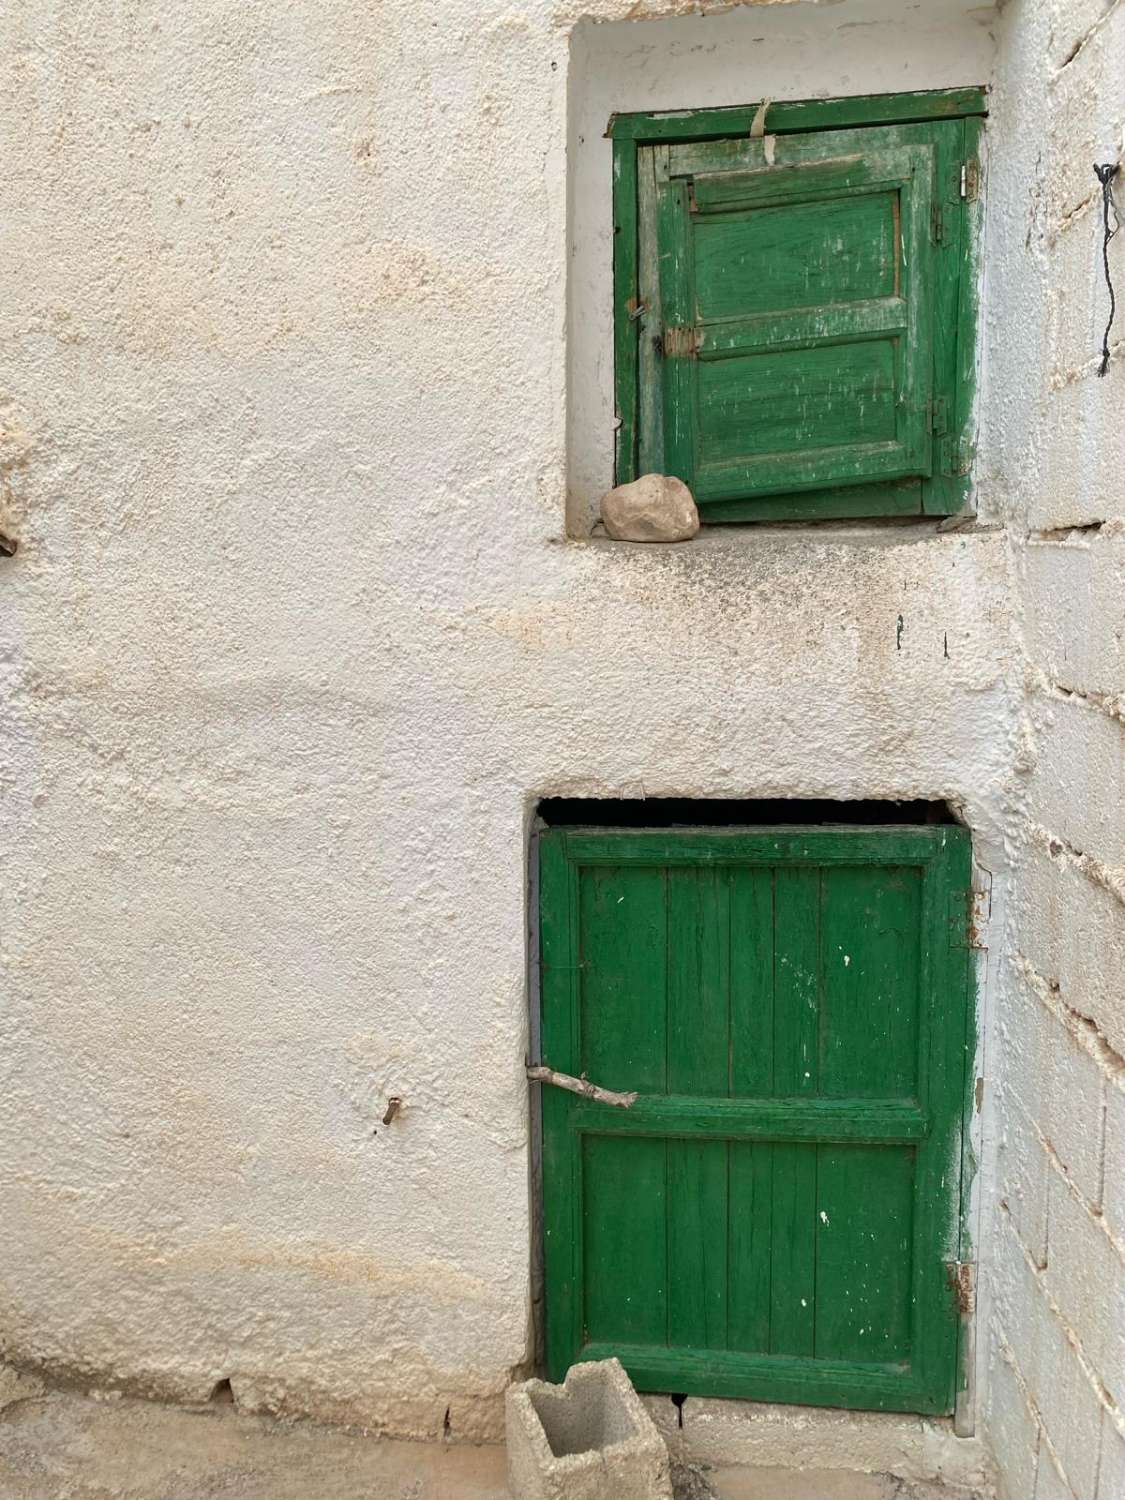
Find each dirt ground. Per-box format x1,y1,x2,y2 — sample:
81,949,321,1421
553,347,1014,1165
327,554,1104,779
0,1387,993,1500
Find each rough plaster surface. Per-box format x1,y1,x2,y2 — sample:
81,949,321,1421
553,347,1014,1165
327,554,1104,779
0,1388,992,1500
0,0,1118,1494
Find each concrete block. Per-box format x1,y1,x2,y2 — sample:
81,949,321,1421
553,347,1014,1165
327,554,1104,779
1002,957,1112,1219
1018,844,1125,1064
1035,1444,1076,1500
1103,1081,1125,1244
1026,694,1125,869
505,1359,673,1500
1043,1173,1125,1401
985,1335,1040,1500
997,1093,1049,1269
1024,531,1125,701
1044,1023,1107,1210
1098,1413,1125,1500
1037,1306,1107,1500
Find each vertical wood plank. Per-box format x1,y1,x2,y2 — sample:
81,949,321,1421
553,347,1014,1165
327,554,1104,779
613,137,640,486
769,867,820,1355
925,116,972,514
728,866,775,1354
769,1143,817,1357
815,1144,915,1362
655,175,698,487
579,863,668,1094
584,1136,668,1345
773,866,821,1096
728,1142,773,1354
668,867,730,1349
730,866,775,1096
539,832,583,1379
819,865,922,1098
912,828,973,1411
637,145,667,477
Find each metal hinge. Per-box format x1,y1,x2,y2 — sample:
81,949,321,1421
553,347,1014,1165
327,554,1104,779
929,397,948,436
949,887,990,950
960,159,980,202
946,1260,976,1317
663,324,700,359
931,203,946,244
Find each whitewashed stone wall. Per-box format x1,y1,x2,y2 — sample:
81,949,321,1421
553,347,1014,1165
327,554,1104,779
0,2,1119,1495
981,3,1125,1498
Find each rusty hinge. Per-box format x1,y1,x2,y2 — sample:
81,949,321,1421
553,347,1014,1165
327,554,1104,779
949,887,990,950
663,324,700,359
960,159,980,202
946,1260,976,1317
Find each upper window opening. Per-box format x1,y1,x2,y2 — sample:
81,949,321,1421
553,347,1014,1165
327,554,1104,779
610,90,986,525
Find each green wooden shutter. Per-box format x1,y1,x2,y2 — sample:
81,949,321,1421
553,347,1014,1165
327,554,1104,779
625,110,977,522
539,825,973,1415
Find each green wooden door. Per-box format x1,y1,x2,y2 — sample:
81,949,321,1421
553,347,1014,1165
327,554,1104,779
539,826,972,1414
626,111,977,521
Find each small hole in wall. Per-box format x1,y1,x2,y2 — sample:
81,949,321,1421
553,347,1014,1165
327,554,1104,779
671,1392,688,1428
209,1379,235,1405
443,1406,452,1439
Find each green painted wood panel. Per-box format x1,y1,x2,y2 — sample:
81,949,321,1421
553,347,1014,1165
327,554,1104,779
693,195,896,319
617,97,981,520
820,866,921,1098
579,865,667,1092
584,1136,667,1344
697,342,898,464
815,1145,915,1364
539,825,973,1414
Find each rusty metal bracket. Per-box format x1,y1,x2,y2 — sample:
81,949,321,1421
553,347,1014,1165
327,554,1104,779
946,1260,976,1317
662,325,700,359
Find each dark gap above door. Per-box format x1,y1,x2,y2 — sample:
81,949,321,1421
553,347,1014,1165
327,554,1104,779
537,798,957,829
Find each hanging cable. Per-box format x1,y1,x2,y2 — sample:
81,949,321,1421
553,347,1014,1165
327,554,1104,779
1093,162,1120,377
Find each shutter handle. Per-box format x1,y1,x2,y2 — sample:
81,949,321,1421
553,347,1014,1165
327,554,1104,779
526,1065,638,1109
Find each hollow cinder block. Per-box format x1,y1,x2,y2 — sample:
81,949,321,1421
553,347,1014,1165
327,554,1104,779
505,1357,674,1500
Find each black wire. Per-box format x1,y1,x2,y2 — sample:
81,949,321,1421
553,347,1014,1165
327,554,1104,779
1094,162,1120,377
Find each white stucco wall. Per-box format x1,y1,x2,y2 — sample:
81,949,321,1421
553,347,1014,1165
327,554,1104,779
0,1,1118,1493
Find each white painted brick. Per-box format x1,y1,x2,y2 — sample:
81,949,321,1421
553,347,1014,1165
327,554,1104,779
999,1092,1050,1269
1044,1023,1107,1210
998,969,1105,1219
1043,1173,1125,1406
995,1216,1104,1497
1103,1081,1125,1245
1024,533,1125,702
1036,1445,1077,1500
1098,1415,1125,1500
1018,844,1125,1064
1027,696,1125,870
1038,1304,1108,1500
987,1334,1041,1500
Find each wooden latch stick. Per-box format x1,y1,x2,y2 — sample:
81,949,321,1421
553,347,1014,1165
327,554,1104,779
526,1065,638,1109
